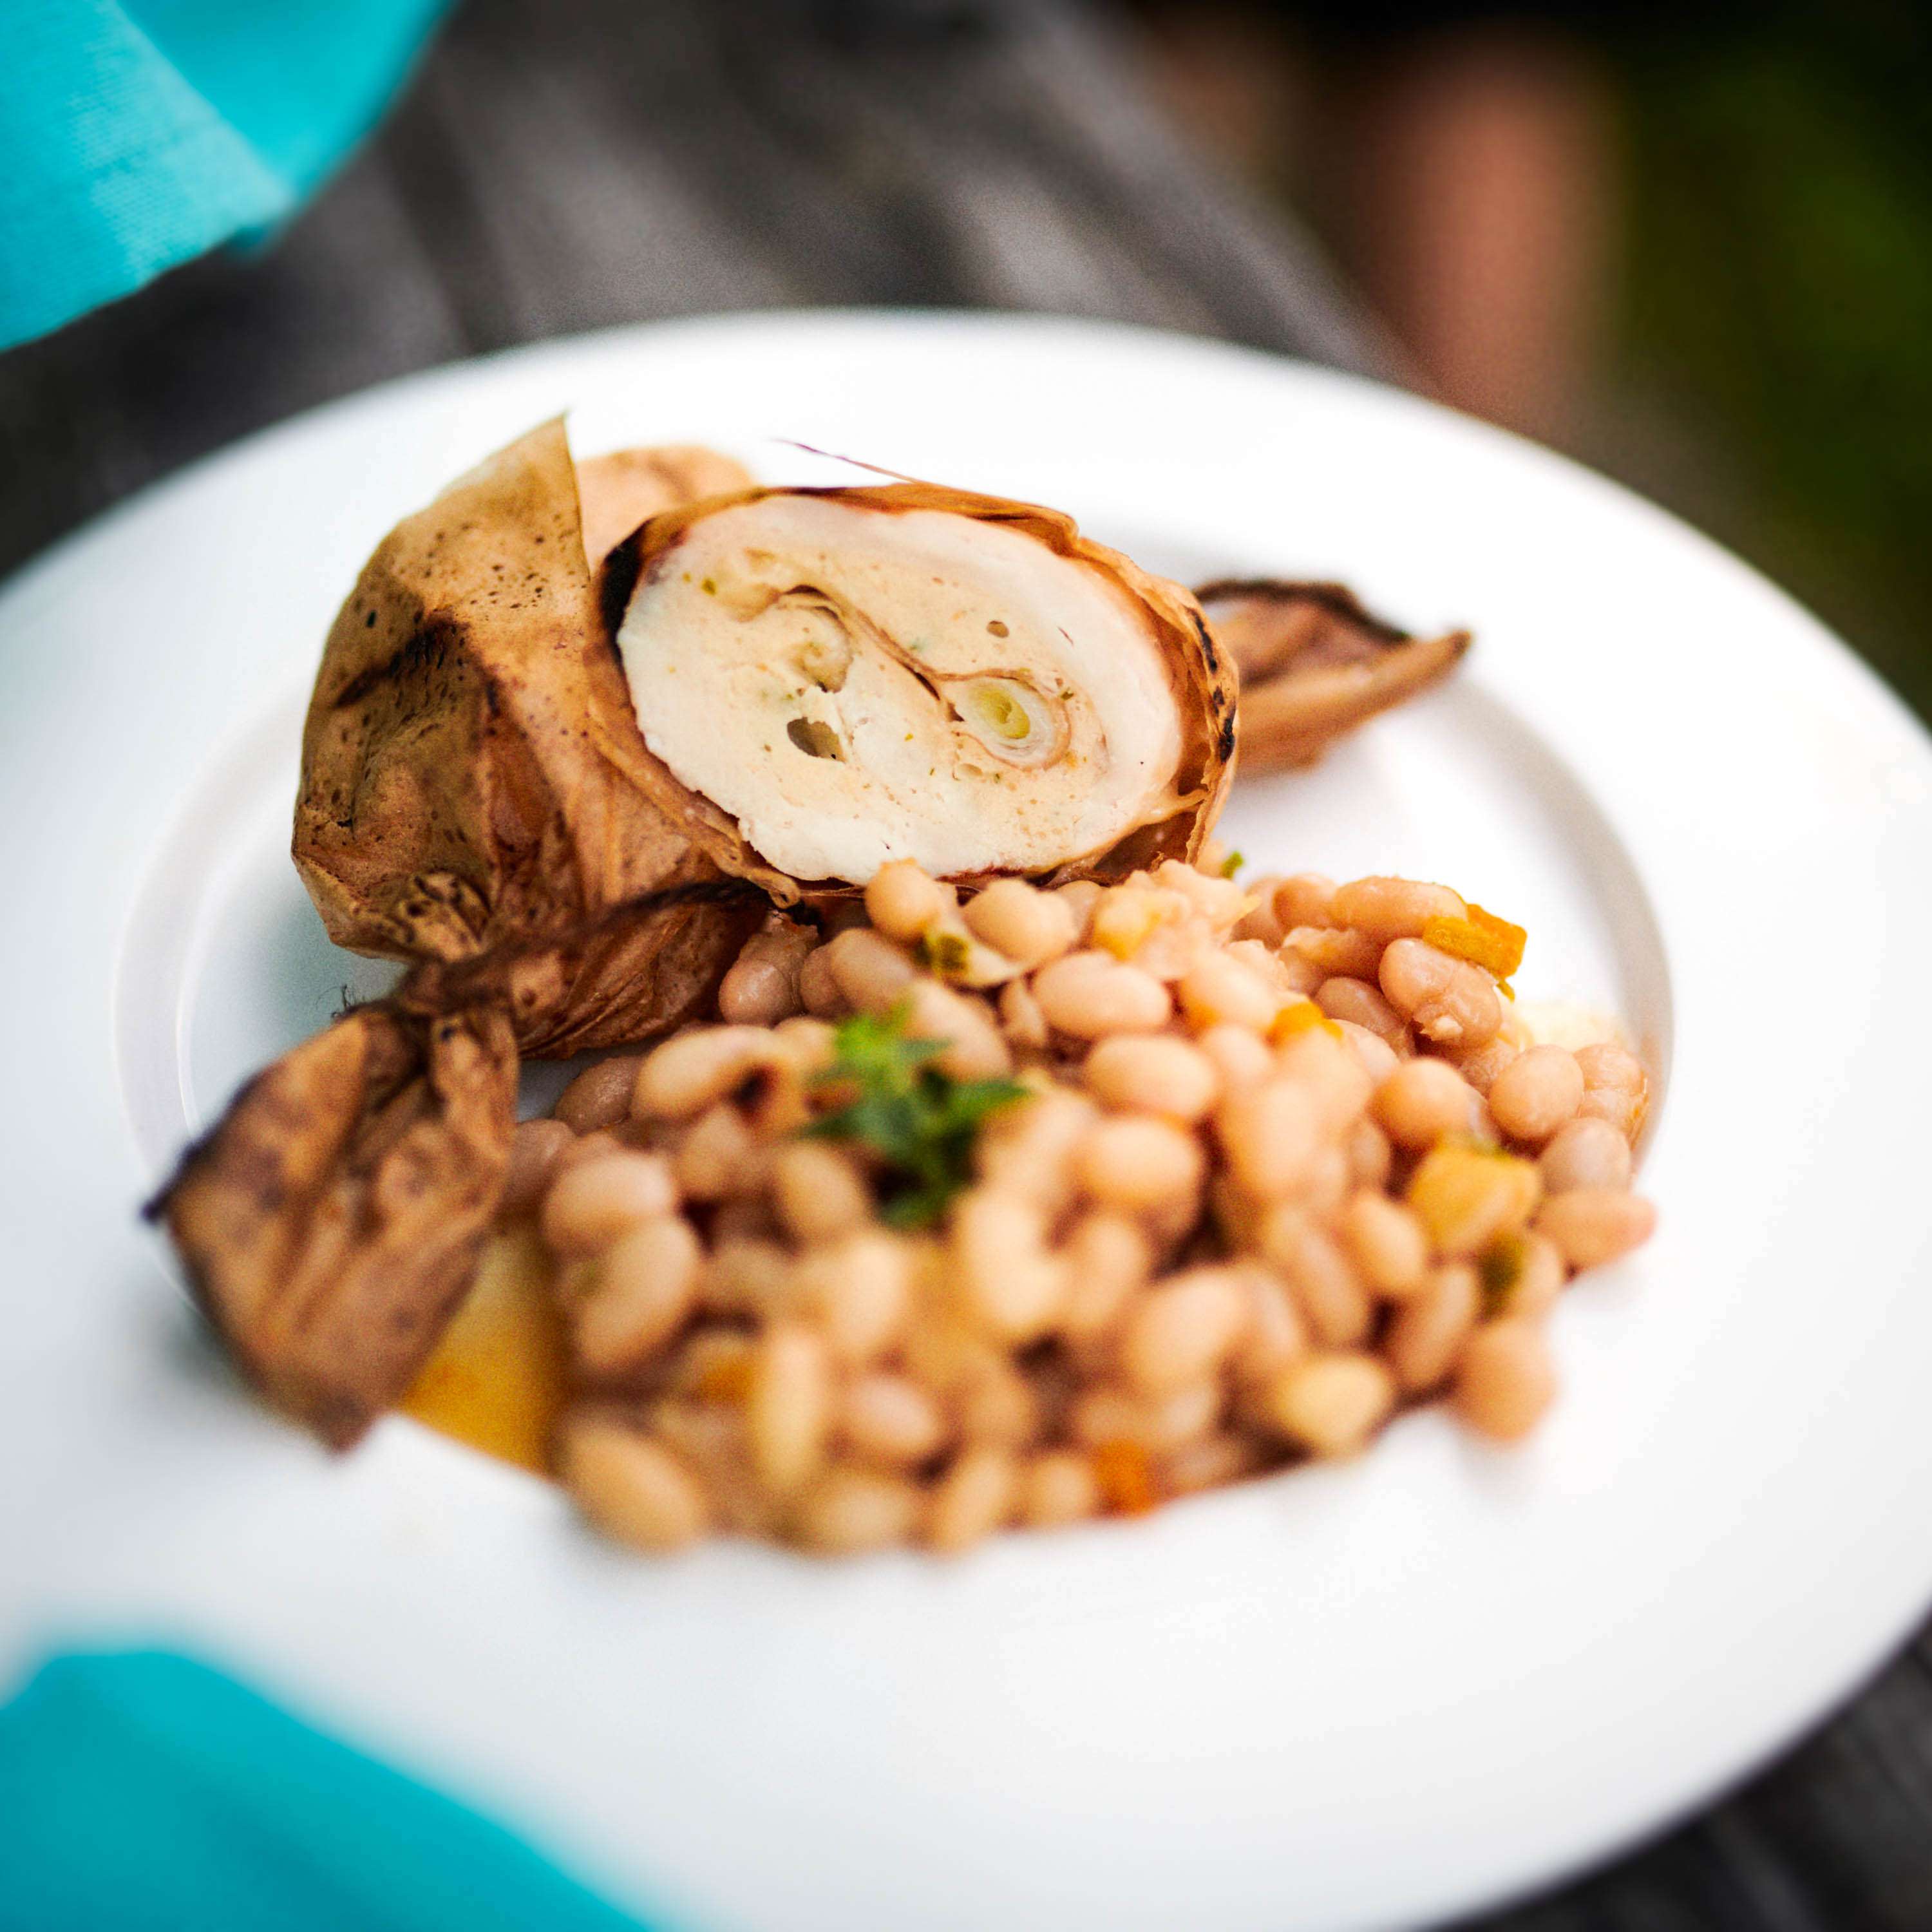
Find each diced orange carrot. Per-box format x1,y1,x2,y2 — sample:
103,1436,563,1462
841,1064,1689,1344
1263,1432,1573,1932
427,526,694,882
1269,998,1343,1045
1468,904,1528,965
1420,902,1526,980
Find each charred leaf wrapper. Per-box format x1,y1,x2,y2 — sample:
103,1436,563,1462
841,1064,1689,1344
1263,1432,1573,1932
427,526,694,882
151,419,1465,1450
1198,581,1468,772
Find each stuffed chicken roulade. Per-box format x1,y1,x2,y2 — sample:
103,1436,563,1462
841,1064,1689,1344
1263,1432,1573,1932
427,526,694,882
601,482,1235,887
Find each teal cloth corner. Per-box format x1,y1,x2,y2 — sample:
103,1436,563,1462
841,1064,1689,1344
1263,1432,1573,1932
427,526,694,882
0,0,454,351
0,1649,658,1932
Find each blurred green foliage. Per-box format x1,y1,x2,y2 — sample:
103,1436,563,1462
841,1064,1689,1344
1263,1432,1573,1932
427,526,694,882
1618,5,1932,713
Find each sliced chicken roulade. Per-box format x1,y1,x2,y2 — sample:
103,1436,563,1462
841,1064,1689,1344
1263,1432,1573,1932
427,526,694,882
600,480,1236,891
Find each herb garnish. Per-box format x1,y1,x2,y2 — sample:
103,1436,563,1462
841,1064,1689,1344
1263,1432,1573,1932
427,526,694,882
802,1003,1028,1227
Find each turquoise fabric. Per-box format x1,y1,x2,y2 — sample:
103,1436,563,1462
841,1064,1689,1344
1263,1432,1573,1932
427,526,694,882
0,0,453,351
0,1649,659,1932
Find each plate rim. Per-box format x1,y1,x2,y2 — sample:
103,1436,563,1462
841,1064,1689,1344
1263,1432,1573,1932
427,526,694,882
5,307,1932,1932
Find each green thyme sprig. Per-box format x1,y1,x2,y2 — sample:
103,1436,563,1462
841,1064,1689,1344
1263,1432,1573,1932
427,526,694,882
801,1003,1028,1227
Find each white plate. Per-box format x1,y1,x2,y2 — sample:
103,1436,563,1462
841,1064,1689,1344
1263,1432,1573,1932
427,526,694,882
4,312,1930,1932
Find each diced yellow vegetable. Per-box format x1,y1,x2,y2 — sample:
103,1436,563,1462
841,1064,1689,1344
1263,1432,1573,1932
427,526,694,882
1092,887,1165,961
400,1224,569,1473
1406,1143,1542,1258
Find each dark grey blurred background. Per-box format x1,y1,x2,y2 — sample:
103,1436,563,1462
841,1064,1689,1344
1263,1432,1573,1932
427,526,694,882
4,3,1929,1925
0,0,1377,577
1124,0,1932,724
6,0,1927,727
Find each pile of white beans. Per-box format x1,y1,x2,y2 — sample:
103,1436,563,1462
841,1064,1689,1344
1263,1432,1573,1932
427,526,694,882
499,848,1654,1555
